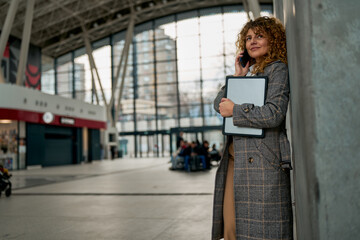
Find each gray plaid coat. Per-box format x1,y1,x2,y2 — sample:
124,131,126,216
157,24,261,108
212,61,293,240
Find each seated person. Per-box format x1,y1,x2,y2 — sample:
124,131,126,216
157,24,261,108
184,141,203,171
0,164,11,178
184,141,201,156
209,143,221,162
199,140,211,169
170,140,188,170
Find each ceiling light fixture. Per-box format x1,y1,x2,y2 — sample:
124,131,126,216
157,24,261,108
0,120,12,124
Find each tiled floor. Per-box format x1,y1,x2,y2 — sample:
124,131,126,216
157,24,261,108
0,157,217,240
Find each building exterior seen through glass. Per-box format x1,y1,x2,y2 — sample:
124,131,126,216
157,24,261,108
41,5,272,158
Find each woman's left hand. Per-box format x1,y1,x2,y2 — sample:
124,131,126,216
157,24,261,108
234,52,250,76
219,98,234,117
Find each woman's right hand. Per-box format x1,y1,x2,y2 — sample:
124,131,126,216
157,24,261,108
234,52,250,76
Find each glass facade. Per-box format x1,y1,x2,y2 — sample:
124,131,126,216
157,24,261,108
41,5,272,157
0,120,19,170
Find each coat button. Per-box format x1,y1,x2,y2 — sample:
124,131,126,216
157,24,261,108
248,157,254,163
243,108,249,113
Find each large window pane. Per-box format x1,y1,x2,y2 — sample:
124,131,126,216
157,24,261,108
137,63,154,77
203,130,223,150
41,55,55,94
157,83,178,105
203,80,224,104
137,74,154,87
57,53,73,98
93,45,111,105
200,33,223,58
135,22,154,42
223,7,247,55
74,49,92,103
178,82,201,104
201,57,225,81
118,88,135,132
225,54,236,76
178,69,200,83
180,104,202,118
157,81,178,129
177,11,198,37
157,71,176,84
200,8,224,58
74,62,86,101
136,116,156,131
177,36,200,60
155,39,176,61
135,41,154,64
156,61,176,74
136,84,156,131
155,16,176,40
179,104,203,128
52,5,273,157
118,107,135,131
204,103,223,126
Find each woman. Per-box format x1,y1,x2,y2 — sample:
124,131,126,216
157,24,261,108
212,17,293,240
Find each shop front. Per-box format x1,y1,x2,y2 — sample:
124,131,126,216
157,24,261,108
0,120,20,170
0,84,106,170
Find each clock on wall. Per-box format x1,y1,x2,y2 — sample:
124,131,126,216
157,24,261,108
42,112,54,124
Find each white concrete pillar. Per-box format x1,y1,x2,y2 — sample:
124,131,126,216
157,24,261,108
0,0,20,83
82,26,107,107
110,13,135,126
115,14,135,122
16,0,36,86
282,0,360,239
243,0,261,19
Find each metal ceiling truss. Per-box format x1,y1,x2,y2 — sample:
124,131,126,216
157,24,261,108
0,0,272,58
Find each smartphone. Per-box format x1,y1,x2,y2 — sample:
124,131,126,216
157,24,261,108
240,49,250,67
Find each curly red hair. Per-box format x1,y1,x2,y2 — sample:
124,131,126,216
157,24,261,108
236,16,287,74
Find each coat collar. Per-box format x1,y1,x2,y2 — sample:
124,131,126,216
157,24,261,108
255,60,284,76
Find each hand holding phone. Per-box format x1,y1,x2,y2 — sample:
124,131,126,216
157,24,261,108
239,49,250,68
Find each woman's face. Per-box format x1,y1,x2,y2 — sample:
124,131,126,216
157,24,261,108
245,28,270,63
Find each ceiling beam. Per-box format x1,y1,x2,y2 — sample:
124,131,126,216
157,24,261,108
40,0,272,57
